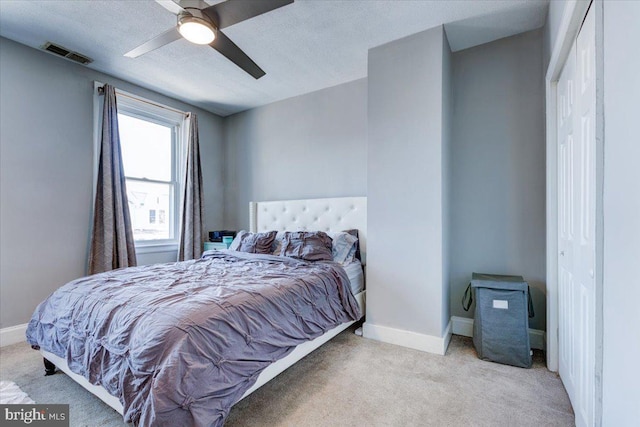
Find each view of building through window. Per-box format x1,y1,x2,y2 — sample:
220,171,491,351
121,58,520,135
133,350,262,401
118,113,175,241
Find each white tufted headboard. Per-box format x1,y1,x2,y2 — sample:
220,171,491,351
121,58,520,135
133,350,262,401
250,197,367,264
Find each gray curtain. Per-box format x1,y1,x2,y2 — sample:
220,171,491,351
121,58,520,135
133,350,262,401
88,84,137,274
178,113,205,261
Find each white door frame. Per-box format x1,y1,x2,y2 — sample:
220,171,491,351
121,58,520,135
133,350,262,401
545,0,603,424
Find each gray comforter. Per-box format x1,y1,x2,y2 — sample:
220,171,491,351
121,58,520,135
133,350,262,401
26,251,360,426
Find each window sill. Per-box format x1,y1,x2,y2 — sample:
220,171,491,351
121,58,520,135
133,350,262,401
135,243,178,254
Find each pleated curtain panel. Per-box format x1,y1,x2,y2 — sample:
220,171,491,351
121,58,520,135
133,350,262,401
88,84,137,274
178,112,205,261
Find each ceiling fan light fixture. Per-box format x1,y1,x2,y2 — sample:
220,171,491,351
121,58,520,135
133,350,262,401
178,14,216,45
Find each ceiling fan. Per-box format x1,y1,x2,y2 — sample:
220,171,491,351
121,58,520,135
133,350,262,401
124,0,294,79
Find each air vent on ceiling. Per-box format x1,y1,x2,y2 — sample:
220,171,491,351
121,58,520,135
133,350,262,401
41,42,93,65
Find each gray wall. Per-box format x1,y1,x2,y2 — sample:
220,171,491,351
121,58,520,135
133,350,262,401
449,29,546,330
366,26,449,338
223,78,367,230
0,38,225,328
441,33,453,333
602,0,640,422
1,26,549,346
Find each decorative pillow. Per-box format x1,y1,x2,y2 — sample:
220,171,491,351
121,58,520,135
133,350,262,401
228,230,247,251
279,231,333,262
328,231,359,264
271,231,285,255
343,229,361,262
229,230,277,254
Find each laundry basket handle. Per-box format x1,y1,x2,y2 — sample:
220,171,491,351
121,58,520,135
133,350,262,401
527,286,535,318
462,283,473,312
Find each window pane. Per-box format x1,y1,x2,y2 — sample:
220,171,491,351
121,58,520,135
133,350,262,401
118,114,172,181
127,180,172,241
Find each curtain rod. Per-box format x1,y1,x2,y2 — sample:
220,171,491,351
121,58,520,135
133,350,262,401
97,85,189,117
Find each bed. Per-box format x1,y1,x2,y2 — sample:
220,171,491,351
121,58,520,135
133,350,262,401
27,196,366,426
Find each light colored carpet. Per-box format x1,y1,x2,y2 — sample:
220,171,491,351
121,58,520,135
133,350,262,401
0,328,574,426
1,380,35,404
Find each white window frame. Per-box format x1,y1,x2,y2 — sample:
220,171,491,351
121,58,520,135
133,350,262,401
93,82,187,255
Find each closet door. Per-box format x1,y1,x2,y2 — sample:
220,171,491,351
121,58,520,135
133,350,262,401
557,5,596,427
557,37,578,417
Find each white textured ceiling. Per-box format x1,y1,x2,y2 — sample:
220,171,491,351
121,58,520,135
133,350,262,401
0,0,548,116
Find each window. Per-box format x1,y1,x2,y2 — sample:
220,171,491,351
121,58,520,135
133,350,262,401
103,89,186,250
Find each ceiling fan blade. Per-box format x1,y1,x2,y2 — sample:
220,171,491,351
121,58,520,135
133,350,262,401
210,30,265,79
124,27,182,58
154,0,186,15
202,0,294,29
175,0,210,10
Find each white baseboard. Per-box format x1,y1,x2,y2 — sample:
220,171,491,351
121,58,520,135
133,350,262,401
362,320,452,355
529,329,546,351
0,323,28,347
451,316,546,350
442,319,452,354
451,316,475,337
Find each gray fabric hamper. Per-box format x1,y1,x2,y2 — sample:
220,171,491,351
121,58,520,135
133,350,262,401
465,273,533,368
